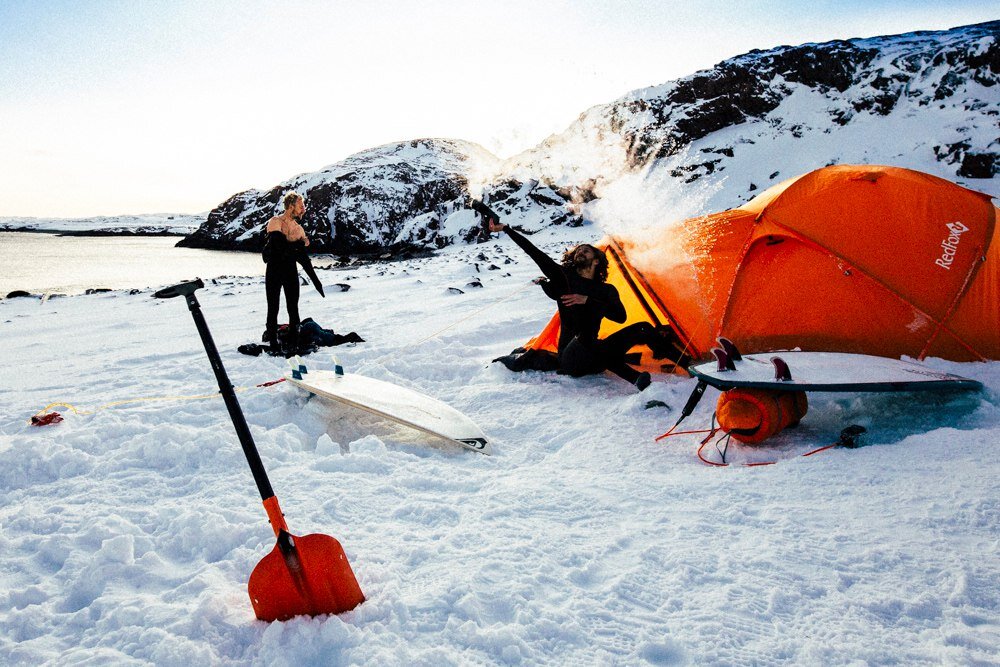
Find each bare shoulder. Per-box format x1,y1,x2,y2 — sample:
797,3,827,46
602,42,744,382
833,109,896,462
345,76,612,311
266,216,284,232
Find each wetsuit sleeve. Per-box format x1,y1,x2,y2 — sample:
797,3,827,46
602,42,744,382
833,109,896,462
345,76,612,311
590,284,627,323
503,226,567,289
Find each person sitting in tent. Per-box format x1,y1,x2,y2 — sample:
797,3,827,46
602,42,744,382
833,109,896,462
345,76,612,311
263,191,311,355
488,218,678,391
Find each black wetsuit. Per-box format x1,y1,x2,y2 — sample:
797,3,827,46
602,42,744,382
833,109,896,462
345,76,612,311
264,231,302,344
504,226,668,384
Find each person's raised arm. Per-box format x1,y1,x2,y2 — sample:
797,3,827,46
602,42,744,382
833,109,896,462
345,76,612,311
489,220,566,289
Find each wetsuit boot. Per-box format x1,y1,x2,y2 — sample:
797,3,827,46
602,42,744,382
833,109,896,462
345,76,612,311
282,325,300,359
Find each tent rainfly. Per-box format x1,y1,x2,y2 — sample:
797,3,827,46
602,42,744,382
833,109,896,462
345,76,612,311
525,165,999,373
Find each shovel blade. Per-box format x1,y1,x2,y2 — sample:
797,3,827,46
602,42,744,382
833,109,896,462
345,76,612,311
248,532,365,621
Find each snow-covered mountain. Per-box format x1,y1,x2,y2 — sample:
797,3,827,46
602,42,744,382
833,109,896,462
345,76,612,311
178,138,582,255
511,20,1000,217
183,20,999,253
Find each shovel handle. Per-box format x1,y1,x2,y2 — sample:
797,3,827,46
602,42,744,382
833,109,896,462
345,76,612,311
154,278,205,299
159,281,276,502
263,496,290,538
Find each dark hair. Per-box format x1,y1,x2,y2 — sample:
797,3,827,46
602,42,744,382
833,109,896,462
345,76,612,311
562,244,608,282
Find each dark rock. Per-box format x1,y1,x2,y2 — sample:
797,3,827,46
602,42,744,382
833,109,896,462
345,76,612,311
447,287,465,295
85,288,111,295
5,290,34,299
958,152,999,179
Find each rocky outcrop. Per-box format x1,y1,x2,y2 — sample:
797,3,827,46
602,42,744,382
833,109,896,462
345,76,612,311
179,139,581,254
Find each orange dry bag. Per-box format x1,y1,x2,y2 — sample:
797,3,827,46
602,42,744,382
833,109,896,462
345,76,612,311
715,388,808,444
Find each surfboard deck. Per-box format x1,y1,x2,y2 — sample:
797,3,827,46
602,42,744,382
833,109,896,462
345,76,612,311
689,351,982,393
285,366,492,455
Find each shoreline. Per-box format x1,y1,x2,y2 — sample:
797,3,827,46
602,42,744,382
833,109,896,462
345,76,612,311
0,226,189,237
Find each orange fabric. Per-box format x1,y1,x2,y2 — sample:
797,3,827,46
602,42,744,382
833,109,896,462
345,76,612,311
717,389,808,444
528,165,999,364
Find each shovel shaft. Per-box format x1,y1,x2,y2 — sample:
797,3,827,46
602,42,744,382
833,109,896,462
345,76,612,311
183,291,275,501
263,496,290,537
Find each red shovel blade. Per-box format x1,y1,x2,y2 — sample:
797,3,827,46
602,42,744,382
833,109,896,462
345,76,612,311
248,531,365,621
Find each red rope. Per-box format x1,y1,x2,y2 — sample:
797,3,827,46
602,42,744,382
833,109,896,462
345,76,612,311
655,427,716,441
696,438,730,467
31,412,64,427
693,434,841,467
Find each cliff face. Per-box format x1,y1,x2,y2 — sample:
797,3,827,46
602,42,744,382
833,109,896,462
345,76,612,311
508,20,999,214
182,21,1000,253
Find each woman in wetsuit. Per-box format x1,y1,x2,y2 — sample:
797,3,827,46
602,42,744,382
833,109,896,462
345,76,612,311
263,191,309,354
489,218,680,390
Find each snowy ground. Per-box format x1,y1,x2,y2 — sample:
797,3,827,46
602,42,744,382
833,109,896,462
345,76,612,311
1,227,998,665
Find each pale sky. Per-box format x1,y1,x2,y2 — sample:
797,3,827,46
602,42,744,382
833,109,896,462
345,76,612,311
0,1,995,218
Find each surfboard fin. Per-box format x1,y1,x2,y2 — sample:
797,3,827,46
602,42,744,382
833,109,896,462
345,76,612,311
771,356,792,381
717,337,742,361
288,356,308,380
330,355,344,377
712,347,736,372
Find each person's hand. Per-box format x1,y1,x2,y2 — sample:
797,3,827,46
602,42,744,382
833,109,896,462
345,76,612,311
560,293,588,306
303,236,310,247
488,219,505,233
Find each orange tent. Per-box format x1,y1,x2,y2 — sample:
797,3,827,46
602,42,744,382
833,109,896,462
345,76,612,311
526,165,999,370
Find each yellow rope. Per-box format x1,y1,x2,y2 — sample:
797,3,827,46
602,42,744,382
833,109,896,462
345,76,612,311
29,384,268,424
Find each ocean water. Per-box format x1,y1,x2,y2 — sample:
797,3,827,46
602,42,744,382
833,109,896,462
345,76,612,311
0,232,271,296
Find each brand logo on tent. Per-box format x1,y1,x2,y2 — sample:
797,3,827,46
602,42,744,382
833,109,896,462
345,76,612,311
935,221,970,270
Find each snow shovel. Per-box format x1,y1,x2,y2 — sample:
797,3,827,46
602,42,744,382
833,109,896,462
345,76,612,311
154,279,364,621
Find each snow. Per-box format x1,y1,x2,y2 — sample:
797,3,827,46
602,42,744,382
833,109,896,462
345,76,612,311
2,224,998,665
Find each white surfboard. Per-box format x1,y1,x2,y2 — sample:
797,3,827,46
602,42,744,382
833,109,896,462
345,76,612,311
284,361,492,455
689,350,982,393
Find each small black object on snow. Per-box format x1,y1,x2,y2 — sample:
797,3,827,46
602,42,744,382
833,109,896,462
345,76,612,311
466,280,483,288
334,283,351,292
447,287,465,294
644,400,670,410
